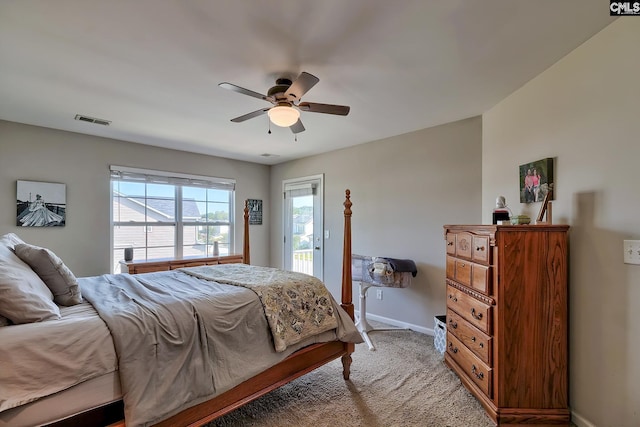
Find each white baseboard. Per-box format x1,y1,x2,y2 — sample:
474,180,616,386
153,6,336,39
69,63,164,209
571,410,596,427
354,310,433,335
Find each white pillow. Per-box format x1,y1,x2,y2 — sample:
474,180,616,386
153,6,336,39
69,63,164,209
0,233,61,324
15,243,82,306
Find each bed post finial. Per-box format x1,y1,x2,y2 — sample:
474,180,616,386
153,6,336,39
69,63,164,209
343,189,352,215
243,200,250,265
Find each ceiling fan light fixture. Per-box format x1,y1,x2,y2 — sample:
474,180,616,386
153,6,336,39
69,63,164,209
268,105,300,127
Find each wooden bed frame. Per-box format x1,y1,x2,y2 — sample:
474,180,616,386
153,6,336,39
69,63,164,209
48,189,355,427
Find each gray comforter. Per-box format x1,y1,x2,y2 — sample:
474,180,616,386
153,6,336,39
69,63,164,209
80,269,360,427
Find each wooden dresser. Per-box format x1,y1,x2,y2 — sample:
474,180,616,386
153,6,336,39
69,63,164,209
119,254,244,274
443,225,569,425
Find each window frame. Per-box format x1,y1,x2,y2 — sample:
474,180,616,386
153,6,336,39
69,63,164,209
110,166,235,272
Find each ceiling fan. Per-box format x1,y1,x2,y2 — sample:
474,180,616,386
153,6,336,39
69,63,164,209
219,71,350,134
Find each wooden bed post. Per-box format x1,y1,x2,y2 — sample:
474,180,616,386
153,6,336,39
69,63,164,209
243,200,250,265
341,189,354,380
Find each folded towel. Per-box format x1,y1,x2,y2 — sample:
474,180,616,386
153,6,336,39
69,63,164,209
380,257,418,277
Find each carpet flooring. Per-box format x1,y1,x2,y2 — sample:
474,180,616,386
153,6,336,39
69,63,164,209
208,328,495,427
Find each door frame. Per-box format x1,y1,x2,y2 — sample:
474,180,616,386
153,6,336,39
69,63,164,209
282,174,324,280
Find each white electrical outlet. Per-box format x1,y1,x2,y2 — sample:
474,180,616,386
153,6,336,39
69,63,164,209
623,240,640,265
376,290,383,300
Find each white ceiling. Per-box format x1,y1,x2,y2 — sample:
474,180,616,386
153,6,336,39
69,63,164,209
0,1,614,165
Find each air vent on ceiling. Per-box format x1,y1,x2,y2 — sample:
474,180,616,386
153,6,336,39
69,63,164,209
74,114,111,126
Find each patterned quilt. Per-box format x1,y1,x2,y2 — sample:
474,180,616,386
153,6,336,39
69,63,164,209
181,264,338,352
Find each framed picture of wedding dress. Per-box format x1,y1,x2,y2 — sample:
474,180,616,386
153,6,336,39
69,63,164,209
16,180,66,227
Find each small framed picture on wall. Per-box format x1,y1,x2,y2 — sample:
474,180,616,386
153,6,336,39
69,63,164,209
247,199,263,225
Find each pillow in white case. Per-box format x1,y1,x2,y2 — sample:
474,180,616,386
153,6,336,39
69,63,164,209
15,243,82,306
0,234,61,323
1,232,25,249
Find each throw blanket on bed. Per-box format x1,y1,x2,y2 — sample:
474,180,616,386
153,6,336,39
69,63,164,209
180,264,338,352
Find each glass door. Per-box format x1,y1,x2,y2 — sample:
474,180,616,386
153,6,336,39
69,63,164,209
283,175,323,280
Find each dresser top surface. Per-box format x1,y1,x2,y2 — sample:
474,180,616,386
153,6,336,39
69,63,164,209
443,224,569,232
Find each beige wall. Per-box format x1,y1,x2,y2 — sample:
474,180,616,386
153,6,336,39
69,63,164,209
483,19,639,427
271,117,483,331
0,121,270,277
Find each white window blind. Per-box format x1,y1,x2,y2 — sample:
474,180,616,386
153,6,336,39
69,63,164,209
110,165,235,190
284,182,316,198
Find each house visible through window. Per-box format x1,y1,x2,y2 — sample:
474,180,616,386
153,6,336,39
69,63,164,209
110,166,235,273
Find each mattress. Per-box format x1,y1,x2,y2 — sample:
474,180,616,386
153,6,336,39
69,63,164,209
0,302,118,425
0,371,121,427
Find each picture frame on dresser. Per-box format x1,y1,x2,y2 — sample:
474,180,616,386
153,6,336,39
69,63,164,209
535,183,553,224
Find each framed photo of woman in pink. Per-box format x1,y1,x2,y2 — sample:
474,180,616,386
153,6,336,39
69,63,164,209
519,158,554,204
16,180,66,227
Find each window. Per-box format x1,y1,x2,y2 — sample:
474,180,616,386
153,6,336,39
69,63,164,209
111,166,235,273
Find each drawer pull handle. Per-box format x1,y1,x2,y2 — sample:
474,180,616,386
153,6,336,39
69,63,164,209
448,294,457,302
470,337,485,348
471,365,484,380
448,342,458,354
459,262,466,267
471,308,483,320
447,241,453,246
476,246,485,252
448,320,458,329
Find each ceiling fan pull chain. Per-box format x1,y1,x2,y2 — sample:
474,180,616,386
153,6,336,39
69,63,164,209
294,134,297,142
268,116,271,134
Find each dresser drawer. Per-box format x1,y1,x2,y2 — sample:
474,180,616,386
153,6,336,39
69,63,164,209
445,233,456,255
446,285,492,334
447,332,492,398
455,232,473,259
446,257,491,295
471,263,490,294
471,235,490,265
448,232,491,266
454,257,472,286
446,308,492,365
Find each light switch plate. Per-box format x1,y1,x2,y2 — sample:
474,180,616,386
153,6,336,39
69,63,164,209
623,240,640,265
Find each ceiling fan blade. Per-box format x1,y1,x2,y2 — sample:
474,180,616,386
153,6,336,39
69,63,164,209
290,119,305,134
219,82,270,102
230,107,271,123
298,102,350,116
284,72,319,102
